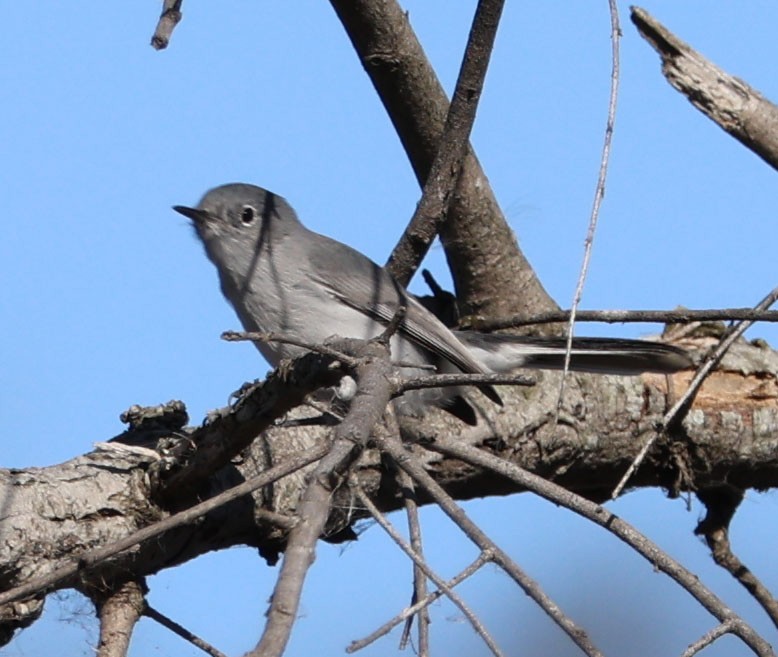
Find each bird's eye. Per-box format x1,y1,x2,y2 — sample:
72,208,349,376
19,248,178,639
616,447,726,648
240,206,256,225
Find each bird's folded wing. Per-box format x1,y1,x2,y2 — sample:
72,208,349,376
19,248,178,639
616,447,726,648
305,240,486,375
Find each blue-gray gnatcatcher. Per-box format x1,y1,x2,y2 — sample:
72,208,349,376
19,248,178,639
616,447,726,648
174,183,691,423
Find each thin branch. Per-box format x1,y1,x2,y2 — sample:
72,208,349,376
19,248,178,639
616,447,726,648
248,342,394,657
221,330,360,368
611,285,778,498
397,468,429,654
428,436,775,657
464,308,778,330
93,579,146,657
558,0,621,406
385,0,505,285
679,621,737,657
145,604,228,657
0,445,326,607
632,6,778,171
376,432,605,657
696,487,778,628
352,485,505,657
223,328,432,372
348,552,491,653
397,371,534,393
150,0,183,50
378,304,408,344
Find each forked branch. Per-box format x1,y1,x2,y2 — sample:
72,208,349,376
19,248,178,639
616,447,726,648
386,0,505,285
376,430,605,657
248,341,394,657
428,436,775,657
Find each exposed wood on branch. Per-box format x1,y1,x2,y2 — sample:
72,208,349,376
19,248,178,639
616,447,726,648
632,6,778,172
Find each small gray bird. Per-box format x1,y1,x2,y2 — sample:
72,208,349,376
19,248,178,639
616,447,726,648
174,183,691,424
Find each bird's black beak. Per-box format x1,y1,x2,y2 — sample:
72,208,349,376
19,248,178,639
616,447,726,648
173,205,210,224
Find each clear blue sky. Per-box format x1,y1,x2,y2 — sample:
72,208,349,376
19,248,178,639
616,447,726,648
2,2,777,656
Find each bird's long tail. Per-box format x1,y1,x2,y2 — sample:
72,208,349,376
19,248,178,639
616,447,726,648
457,332,692,375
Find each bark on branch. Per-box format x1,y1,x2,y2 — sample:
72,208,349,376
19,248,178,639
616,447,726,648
329,0,557,321
2,334,777,644
632,6,778,172
385,0,505,286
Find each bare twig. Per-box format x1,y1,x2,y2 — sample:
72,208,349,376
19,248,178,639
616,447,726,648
249,342,394,657
632,6,778,171
0,445,326,607
398,371,534,393
397,468,429,654
385,0,505,285
223,328,432,372
352,485,505,657
428,436,775,657
464,308,778,330
145,604,229,657
696,487,778,628
376,432,605,657
611,286,778,498
93,579,146,657
378,304,408,344
150,0,183,50
558,0,621,410
348,552,491,653
680,621,737,657
222,330,360,368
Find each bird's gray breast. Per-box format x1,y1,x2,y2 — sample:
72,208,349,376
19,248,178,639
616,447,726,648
219,234,390,366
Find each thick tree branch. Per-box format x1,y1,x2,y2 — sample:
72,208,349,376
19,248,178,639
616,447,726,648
396,336,778,499
150,0,183,50
329,0,557,321
92,579,146,657
611,286,778,498
386,0,504,286
632,6,778,171
0,445,326,609
2,335,777,645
